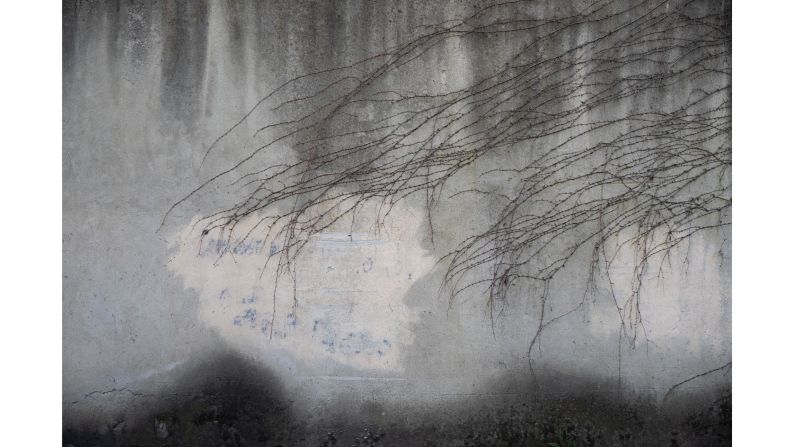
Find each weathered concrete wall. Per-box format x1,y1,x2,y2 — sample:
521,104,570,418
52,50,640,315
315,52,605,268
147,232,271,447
63,1,730,444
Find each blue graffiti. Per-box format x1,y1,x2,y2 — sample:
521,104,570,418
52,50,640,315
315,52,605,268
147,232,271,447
199,238,265,257
312,320,392,357
233,308,257,328
362,257,374,272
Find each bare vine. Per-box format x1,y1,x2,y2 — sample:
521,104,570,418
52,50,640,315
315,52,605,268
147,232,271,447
164,0,731,366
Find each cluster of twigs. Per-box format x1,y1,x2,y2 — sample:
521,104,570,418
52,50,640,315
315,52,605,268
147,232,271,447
165,0,730,358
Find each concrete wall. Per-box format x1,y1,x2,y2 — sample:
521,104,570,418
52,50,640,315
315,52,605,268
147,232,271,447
63,1,731,444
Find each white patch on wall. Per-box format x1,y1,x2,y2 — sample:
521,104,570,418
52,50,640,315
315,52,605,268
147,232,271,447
167,199,435,371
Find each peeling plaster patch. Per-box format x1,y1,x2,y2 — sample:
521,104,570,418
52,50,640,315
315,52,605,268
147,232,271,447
167,199,435,371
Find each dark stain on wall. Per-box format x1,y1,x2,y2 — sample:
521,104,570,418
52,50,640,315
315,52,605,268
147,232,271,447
62,0,78,78
159,0,209,129
63,353,729,446
290,371,730,446
63,351,292,446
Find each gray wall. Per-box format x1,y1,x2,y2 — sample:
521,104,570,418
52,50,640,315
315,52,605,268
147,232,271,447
63,0,730,443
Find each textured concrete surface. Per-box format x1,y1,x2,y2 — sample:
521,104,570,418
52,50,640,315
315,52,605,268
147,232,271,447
63,1,731,445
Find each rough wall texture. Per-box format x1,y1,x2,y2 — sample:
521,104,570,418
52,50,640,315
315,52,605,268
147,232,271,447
63,1,731,445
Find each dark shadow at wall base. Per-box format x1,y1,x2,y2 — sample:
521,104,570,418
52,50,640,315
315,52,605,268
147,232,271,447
63,353,730,447
299,386,730,447
63,351,293,446
427,391,731,447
